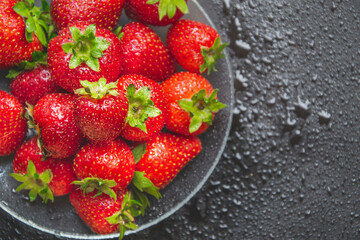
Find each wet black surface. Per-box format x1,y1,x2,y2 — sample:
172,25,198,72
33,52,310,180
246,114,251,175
1,0,360,239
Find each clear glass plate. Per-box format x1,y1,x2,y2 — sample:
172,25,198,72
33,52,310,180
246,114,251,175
0,0,234,238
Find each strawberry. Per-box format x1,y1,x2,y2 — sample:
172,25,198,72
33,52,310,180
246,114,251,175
117,74,166,141
167,19,228,74
125,0,188,26
135,132,202,189
73,78,128,142
10,136,76,202
161,72,226,136
47,23,123,93
70,189,140,238
50,0,126,31
8,51,61,106
0,90,27,156
0,0,50,69
73,139,135,198
119,22,176,82
31,93,83,159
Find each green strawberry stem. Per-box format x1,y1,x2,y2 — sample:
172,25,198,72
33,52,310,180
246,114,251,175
147,0,189,20
200,37,229,74
24,104,49,160
9,161,54,203
114,26,124,39
61,24,110,72
131,171,161,200
13,0,52,47
132,143,147,164
72,177,118,200
130,144,163,214
6,51,47,79
178,88,227,133
74,78,119,99
126,84,162,133
105,191,141,240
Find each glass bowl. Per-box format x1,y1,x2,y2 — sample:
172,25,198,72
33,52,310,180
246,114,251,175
0,0,234,238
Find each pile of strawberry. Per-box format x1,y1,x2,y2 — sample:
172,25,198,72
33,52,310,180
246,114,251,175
0,0,227,238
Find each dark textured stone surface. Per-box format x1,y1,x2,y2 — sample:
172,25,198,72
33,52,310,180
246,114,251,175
1,0,360,239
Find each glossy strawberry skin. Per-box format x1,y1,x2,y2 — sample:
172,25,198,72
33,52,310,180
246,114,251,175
117,74,167,141
13,136,76,196
167,19,220,73
70,188,125,234
73,93,128,142
73,139,135,191
119,22,176,82
33,93,83,159
125,0,187,26
10,65,61,106
0,0,43,69
0,90,27,156
136,132,202,189
51,0,126,31
47,23,123,93
161,72,214,136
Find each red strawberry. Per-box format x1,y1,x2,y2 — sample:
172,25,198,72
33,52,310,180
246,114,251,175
70,189,139,238
119,22,176,82
73,78,128,142
0,90,27,156
9,51,61,106
125,0,188,26
0,0,48,69
135,132,202,189
117,74,166,141
51,0,126,31
73,139,135,197
10,136,76,202
161,72,226,136
167,19,228,74
47,23,123,93
32,93,83,159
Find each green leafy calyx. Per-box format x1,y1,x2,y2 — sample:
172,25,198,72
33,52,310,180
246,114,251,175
178,89,227,133
126,84,162,133
105,191,141,240
24,104,49,160
147,0,189,20
6,51,47,79
9,161,54,203
200,37,229,74
74,78,119,99
72,177,118,200
61,24,110,72
114,26,124,39
13,0,53,46
132,143,147,164
131,171,161,200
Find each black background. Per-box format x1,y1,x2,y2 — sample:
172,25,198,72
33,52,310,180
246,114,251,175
1,0,360,239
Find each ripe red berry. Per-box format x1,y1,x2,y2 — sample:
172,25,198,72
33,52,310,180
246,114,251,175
125,0,189,26
10,65,60,106
0,0,48,69
117,75,166,141
136,132,202,189
119,22,176,82
167,19,228,74
11,136,76,202
73,139,135,193
73,78,128,142
47,23,123,93
32,93,83,159
51,0,126,31
0,90,27,156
